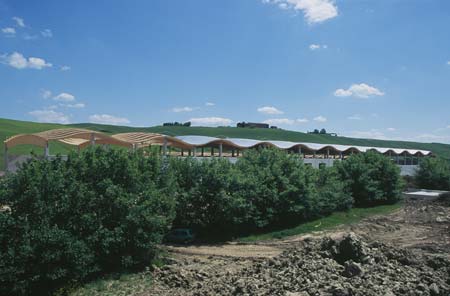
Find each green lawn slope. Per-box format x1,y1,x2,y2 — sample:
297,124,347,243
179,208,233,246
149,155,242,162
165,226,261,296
2,117,450,170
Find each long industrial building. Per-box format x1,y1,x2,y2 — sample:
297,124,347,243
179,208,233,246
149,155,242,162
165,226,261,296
4,128,432,175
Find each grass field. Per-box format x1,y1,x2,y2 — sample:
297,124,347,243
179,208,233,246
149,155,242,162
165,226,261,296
238,203,402,242
68,271,153,296
2,117,450,170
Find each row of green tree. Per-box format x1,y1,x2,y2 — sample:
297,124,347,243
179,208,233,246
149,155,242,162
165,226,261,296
414,157,450,190
0,148,404,295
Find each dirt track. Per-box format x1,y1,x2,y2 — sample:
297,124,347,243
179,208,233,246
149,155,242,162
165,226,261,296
146,198,450,295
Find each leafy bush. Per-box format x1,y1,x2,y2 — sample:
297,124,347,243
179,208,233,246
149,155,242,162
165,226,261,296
169,157,245,237
312,166,353,215
169,149,352,236
335,151,404,207
414,157,450,190
234,149,318,230
0,148,175,295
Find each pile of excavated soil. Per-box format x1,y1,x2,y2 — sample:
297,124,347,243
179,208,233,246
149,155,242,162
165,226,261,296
151,233,450,296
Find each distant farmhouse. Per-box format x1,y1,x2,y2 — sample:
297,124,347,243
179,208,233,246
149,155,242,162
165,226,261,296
237,122,277,129
163,121,191,127
308,129,337,137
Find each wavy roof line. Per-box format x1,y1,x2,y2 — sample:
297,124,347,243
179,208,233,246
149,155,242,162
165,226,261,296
175,135,432,156
3,129,432,156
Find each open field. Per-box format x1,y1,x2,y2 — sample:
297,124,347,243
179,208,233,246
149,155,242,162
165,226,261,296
2,117,450,170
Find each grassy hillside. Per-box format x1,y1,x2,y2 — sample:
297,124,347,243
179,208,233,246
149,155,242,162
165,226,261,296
2,117,450,170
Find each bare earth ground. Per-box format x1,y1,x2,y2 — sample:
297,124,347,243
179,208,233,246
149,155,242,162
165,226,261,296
146,199,450,296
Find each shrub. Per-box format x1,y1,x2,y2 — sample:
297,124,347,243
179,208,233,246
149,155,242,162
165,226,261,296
414,157,450,190
0,148,175,295
311,166,353,215
234,149,317,229
335,151,404,207
169,157,245,237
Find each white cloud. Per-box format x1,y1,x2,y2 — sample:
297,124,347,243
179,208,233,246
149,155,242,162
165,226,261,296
309,44,327,50
387,127,396,131
29,109,70,124
171,106,195,113
189,117,233,126
205,102,215,106
257,106,284,115
28,57,52,69
334,83,384,99
347,114,362,120
263,0,338,24
60,65,71,71
53,92,75,102
297,118,309,123
41,89,52,99
41,29,52,38
263,118,295,125
65,103,85,109
2,27,16,35
447,61,450,65
345,129,387,140
313,115,327,122
89,114,130,125
12,17,25,28
23,34,38,40
0,52,52,70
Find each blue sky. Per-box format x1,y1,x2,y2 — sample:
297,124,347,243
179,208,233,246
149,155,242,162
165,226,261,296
1,0,450,143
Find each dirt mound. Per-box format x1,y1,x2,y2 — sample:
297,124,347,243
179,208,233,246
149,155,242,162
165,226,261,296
152,234,450,296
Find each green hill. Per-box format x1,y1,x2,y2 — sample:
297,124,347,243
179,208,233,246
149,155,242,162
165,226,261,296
1,117,450,171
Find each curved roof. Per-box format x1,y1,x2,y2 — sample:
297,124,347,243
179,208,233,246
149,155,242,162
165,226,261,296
112,133,192,149
174,135,432,156
4,128,132,149
3,129,432,156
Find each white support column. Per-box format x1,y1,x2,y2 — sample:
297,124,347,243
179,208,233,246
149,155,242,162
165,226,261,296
44,141,50,159
219,143,223,157
193,147,197,157
90,133,96,146
4,144,8,171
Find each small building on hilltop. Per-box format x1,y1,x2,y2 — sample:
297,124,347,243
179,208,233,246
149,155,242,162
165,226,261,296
237,122,269,129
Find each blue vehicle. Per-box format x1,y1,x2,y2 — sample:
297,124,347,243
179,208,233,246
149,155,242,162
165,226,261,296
164,228,195,244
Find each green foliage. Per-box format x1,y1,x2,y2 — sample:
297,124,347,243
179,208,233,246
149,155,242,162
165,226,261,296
0,146,405,294
169,149,352,237
414,157,450,190
169,157,244,236
0,148,175,295
335,151,404,207
234,149,317,229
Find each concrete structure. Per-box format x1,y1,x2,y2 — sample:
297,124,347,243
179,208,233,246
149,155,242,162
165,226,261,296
403,189,449,200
